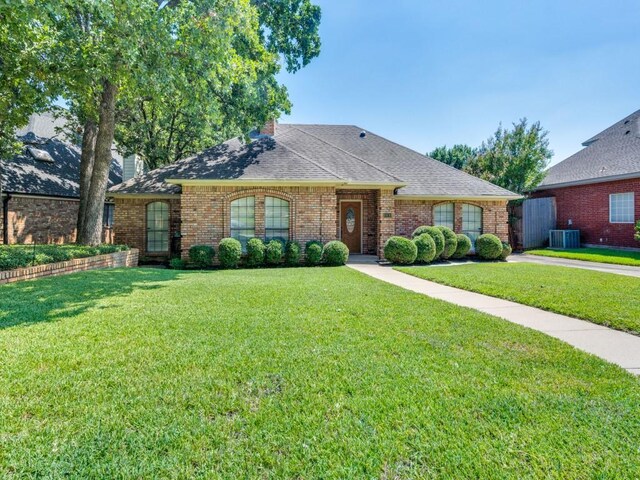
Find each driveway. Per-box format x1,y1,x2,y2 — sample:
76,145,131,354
511,253,640,278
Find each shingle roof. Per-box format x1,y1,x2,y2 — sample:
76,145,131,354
2,132,122,198
538,109,640,189
111,124,519,198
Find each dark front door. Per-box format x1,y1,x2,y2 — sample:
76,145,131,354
340,201,362,254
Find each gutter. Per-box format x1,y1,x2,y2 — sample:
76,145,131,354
394,194,523,201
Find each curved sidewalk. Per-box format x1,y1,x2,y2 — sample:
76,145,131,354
348,260,640,376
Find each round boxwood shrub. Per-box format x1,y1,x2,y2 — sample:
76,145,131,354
245,238,265,267
411,225,431,238
413,233,437,264
189,245,215,268
305,240,323,266
169,257,186,270
412,226,445,258
436,226,458,259
452,234,472,258
284,241,301,266
218,238,242,268
265,239,284,265
384,236,417,265
501,241,513,260
476,234,503,260
322,240,350,266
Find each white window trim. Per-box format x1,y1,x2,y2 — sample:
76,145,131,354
609,192,635,224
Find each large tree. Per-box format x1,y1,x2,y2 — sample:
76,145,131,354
464,118,552,194
429,144,476,170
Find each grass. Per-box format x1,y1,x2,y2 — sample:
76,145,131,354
396,263,640,335
526,247,640,266
0,267,639,478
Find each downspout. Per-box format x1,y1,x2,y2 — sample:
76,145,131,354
2,193,10,245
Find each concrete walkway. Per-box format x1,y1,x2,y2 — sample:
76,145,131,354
511,253,640,278
347,257,640,375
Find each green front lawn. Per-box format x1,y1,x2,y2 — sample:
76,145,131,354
1,268,639,477
526,247,640,266
397,263,640,335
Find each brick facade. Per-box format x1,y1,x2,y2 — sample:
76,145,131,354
532,178,640,248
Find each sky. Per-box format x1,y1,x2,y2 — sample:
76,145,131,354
278,0,640,166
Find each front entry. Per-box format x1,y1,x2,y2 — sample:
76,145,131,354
340,201,362,254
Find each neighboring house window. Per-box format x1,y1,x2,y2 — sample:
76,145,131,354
609,192,635,223
461,204,483,246
230,196,255,250
433,203,454,230
103,204,115,228
265,196,290,243
146,202,169,252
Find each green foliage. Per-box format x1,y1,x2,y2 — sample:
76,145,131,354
218,238,242,269
321,241,349,266
412,226,445,258
429,144,476,170
384,236,417,265
635,220,640,243
188,245,215,268
436,226,458,259
169,258,186,270
526,248,640,267
452,234,472,259
0,244,129,271
464,119,552,194
284,241,301,266
305,240,323,266
500,242,513,260
245,238,266,268
413,234,437,264
475,234,504,260
265,240,284,266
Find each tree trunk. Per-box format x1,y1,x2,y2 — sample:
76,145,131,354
77,80,118,246
76,118,98,241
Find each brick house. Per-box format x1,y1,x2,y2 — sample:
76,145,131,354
110,122,519,259
533,109,640,248
0,113,122,245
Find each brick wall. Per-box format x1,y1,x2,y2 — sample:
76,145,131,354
336,189,378,254
378,189,396,256
532,178,640,248
394,199,509,241
0,249,139,285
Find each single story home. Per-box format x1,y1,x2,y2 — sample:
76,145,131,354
0,113,122,245
533,109,640,248
110,121,519,259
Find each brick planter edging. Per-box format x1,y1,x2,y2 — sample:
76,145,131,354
0,249,139,285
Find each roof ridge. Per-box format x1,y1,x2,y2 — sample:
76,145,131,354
289,125,403,182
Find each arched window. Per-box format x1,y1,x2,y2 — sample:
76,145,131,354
433,203,454,230
230,196,255,250
265,196,290,243
461,204,483,246
146,202,169,252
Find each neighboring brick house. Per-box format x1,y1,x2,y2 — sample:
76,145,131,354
533,109,640,248
0,114,122,245
110,122,519,260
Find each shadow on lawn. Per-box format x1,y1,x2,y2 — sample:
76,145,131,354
0,268,183,329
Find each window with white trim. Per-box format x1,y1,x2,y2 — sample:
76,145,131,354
265,196,290,243
230,196,255,250
609,193,634,223
433,203,454,230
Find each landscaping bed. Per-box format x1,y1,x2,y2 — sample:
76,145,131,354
0,267,639,477
526,247,640,267
397,262,640,335
0,244,130,271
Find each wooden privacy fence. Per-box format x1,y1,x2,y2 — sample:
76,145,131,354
521,197,557,249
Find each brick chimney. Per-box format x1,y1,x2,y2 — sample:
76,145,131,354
260,119,277,136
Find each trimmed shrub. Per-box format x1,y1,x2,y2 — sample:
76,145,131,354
476,234,503,260
452,234,472,258
501,242,513,260
413,233,437,264
436,226,458,259
284,241,301,266
384,236,418,265
322,240,350,266
0,244,130,271
305,240,323,266
635,220,640,243
265,239,284,266
169,257,186,270
218,238,242,269
245,238,265,267
412,226,445,258
189,245,215,268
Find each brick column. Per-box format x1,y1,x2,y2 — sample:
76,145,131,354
377,189,395,257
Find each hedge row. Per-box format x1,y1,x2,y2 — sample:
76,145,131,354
174,238,350,270
0,244,130,271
